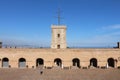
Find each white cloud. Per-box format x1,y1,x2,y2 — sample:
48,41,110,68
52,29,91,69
69,24,120,47
1,37,50,48
93,24,120,44
74,34,119,47
1,24,120,48
102,24,120,30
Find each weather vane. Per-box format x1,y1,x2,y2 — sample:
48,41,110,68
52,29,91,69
55,0,63,25
57,8,61,25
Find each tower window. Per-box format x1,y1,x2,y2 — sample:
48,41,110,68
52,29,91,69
57,45,60,49
57,34,60,38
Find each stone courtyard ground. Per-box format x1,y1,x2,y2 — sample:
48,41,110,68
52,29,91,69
0,68,120,80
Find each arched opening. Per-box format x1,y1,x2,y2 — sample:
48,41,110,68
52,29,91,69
36,58,44,67
54,58,62,67
72,58,80,68
90,58,97,67
2,58,9,68
107,58,114,68
57,45,60,49
19,58,26,68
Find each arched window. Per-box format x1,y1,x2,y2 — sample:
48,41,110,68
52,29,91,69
90,58,97,67
54,58,62,67
18,58,26,68
72,58,80,68
2,57,9,68
107,58,114,68
36,58,44,67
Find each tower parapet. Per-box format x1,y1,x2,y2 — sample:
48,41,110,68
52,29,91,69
51,25,67,49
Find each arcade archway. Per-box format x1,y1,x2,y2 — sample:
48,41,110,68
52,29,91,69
2,57,9,68
54,58,62,67
90,58,97,67
107,58,114,68
72,58,80,68
18,58,26,68
36,58,44,67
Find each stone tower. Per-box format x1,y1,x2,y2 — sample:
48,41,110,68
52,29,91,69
118,42,120,48
51,25,67,49
0,42,2,48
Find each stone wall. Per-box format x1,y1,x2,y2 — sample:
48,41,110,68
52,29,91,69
0,48,120,68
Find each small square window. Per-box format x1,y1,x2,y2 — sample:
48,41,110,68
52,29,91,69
57,34,60,38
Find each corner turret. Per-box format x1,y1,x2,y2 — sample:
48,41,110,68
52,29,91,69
117,42,120,48
0,42,2,48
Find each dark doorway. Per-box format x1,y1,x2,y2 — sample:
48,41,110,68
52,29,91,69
36,58,44,67
54,58,62,67
107,58,114,67
2,58,9,68
19,58,26,68
90,58,97,67
57,45,60,49
72,58,80,68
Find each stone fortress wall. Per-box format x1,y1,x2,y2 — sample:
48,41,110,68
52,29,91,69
0,25,120,69
0,46,120,69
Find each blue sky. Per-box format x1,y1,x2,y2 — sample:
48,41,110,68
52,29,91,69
0,0,120,47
